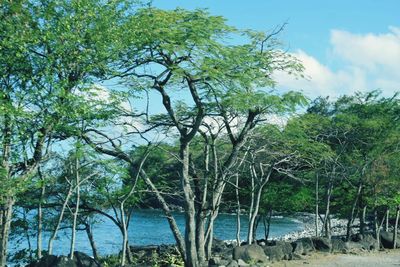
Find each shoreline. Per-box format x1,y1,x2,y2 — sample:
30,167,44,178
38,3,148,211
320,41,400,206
223,212,352,245
274,213,351,241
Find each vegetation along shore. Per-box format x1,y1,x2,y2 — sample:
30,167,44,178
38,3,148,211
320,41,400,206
1,0,399,267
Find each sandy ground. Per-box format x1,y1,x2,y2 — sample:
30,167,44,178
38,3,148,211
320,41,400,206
268,250,400,267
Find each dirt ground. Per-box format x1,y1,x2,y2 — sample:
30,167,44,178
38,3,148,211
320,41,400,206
268,249,400,267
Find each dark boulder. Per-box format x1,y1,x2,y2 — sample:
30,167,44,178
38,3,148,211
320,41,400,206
275,241,293,257
292,237,315,255
291,240,304,255
263,240,293,261
73,252,101,267
263,246,285,262
226,260,239,267
232,244,269,263
28,255,77,267
359,234,379,250
331,238,347,253
380,231,400,249
311,237,332,252
212,238,229,253
208,256,229,267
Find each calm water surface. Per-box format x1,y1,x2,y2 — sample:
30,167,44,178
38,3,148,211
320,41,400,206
11,209,303,256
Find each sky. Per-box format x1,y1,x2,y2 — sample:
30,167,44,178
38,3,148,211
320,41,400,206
152,0,400,99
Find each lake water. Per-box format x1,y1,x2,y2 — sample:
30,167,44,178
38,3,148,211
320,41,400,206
10,209,303,257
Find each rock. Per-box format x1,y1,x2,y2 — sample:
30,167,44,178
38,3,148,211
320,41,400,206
350,233,363,242
360,234,379,250
232,244,269,264
28,253,101,267
380,231,400,248
237,259,249,267
32,255,59,267
294,237,315,255
291,240,304,255
208,256,229,267
56,257,77,267
348,233,378,251
73,252,101,267
276,241,293,258
263,241,293,261
226,260,239,267
209,256,222,265
344,241,365,252
291,253,303,260
29,255,77,267
263,246,284,261
213,239,228,253
331,238,347,253
311,237,332,252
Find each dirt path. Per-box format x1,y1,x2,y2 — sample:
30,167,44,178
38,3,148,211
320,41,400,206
269,250,400,267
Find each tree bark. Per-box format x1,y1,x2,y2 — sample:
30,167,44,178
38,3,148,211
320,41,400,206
346,182,362,241
84,222,99,260
235,173,241,246
315,173,319,237
192,155,206,263
48,184,73,255
37,172,45,259
360,205,367,235
180,142,199,267
0,111,12,267
385,209,390,232
120,204,128,266
322,178,333,239
0,197,14,267
393,205,399,249
140,169,186,261
247,165,271,244
264,208,272,241
70,155,80,259
376,210,387,249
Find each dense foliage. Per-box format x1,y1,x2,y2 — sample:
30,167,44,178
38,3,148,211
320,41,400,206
1,1,399,266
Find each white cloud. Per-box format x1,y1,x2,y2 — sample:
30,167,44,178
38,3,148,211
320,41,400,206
274,27,400,98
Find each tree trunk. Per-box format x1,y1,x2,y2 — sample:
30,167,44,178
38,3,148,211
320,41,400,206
192,157,206,263
235,173,241,246
0,197,14,267
48,185,73,255
247,166,271,244
195,214,206,263
84,222,99,260
37,175,45,260
22,209,33,262
374,208,378,241
264,208,272,241
70,156,80,259
315,173,319,237
346,182,362,241
393,205,399,249
322,178,333,239
360,205,367,235
180,142,199,267
376,210,387,249
120,204,128,266
247,187,262,244
385,209,390,232
0,112,13,267
141,170,186,260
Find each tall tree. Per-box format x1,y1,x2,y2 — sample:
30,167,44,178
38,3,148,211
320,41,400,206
117,8,305,266
0,0,129,264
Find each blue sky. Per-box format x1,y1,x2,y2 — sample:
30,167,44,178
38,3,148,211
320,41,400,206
152,0,400,98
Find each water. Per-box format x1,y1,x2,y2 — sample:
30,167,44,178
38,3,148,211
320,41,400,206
10,209,303,257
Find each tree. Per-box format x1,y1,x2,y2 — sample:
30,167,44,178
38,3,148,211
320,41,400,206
116,7,305,266
0,0,129,264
